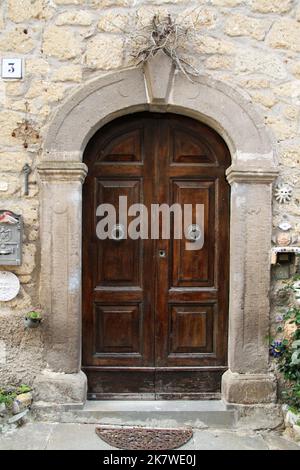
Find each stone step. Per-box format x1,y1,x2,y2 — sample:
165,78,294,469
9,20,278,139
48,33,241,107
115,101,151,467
32,400,236,429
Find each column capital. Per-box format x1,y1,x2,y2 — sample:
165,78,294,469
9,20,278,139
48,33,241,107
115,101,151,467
37,161,88,183
226,165,279,185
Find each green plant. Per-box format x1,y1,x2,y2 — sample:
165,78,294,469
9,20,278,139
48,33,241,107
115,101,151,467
276,305,300,411
17,384,31,394
0,384,31,408
282,384,300,413
26,309,41,320
270,274,300,412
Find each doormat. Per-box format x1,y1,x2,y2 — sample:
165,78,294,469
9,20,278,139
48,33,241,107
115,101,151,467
95,426,193,450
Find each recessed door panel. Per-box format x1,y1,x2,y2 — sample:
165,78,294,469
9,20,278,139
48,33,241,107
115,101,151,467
94,304,142,356
169,304,215,356
171,179,215,287
95,179,142,287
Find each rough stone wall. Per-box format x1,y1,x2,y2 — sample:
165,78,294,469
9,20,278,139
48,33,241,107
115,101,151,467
0,0,299,386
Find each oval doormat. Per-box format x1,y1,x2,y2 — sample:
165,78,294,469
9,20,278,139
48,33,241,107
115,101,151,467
95,426,193,450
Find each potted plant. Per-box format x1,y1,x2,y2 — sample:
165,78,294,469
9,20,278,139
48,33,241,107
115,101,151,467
24,309,42,329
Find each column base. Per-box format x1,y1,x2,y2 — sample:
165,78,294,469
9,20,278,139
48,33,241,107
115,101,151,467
222,369,277,404
34,370,87,404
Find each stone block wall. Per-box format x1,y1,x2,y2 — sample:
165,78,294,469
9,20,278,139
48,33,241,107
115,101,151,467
0,0,299,386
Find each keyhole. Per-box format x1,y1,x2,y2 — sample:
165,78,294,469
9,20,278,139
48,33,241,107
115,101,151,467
159,250,166,258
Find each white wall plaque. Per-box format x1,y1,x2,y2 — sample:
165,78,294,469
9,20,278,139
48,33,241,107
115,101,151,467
1,58,23,79
0,271,20,301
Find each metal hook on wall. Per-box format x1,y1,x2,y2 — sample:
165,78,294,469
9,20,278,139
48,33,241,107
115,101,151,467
22,163,32,196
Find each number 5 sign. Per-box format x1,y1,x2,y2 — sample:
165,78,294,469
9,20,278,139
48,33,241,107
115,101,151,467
1,58,22,79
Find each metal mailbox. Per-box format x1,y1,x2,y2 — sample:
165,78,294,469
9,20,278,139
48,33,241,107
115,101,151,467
0,210,22,265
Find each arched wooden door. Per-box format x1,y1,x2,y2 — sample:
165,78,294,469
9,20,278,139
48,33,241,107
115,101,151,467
82,113,230,399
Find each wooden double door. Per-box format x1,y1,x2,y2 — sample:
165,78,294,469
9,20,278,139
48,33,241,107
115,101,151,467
82,113,230,399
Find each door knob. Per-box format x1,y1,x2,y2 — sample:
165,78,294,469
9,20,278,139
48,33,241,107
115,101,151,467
111,223,125,241
186,224,202,241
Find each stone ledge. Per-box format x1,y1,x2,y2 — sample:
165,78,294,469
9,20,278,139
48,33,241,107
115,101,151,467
229,403,284,431
222,369,277,404
33,370,87,404
37,161,88,183
226,165,279,184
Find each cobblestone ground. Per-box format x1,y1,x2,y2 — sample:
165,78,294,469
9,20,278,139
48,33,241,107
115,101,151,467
0,423,299,450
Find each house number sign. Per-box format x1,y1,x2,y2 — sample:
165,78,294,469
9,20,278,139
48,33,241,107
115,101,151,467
0,271,20,301
1,59,23,79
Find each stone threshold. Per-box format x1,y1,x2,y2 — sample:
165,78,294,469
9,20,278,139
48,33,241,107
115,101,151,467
31,400,285,431
32,400,236,429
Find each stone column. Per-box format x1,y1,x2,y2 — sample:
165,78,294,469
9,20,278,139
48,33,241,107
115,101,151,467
222,166,278,404
34,161,88,404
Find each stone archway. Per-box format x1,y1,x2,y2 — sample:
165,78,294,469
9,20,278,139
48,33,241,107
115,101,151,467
36,53,278,407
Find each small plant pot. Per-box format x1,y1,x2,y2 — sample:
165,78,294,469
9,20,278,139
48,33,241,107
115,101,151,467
24,317,41,329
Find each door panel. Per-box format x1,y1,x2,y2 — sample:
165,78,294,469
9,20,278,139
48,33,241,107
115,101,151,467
94,304,142,355
171,179,215,287
169,304,215,355
95,179,142,287
82,113,230,399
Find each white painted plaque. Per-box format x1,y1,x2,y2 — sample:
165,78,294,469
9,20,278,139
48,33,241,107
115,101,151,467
0,271,20,301
1,58,23,79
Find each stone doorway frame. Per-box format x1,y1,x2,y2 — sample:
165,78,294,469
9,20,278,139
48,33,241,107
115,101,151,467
36,54,279,406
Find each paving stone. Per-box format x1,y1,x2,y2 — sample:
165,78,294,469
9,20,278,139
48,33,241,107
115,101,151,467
46,423,117,450
261,432,300,451
0,422,55,450
180,430,269,450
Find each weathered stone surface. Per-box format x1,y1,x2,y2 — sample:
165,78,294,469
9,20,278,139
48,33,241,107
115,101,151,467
144,51,175,103
291,62,300,79
211,0,242,5
134,6,168,28
177,7,217,29
37,162,87,373
251,0,292,13
279,147,300,167
250,91,277,108
85,35,123,69
7,0,52,22
235,404,284,430
0,28,35,53
262,433,300,450
265,116,297,141
239,78,270,89
283,105,299,121
0,152,30,172
222,370,277,404
0,6,4,29
26,58,50,76
0,111,23,147
0,173,19,197
91,0,131,6
43,26,81,59
25,81,67,104
273,81,300,101
55,11,93,26
236,48,287,79
194,35,234,54
52,65,82,82
97,12,130,32
267,19,300,52
13,244,37,276
54,0,84,3
225,14,271,40
34,371,87,403
205,55,232,69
